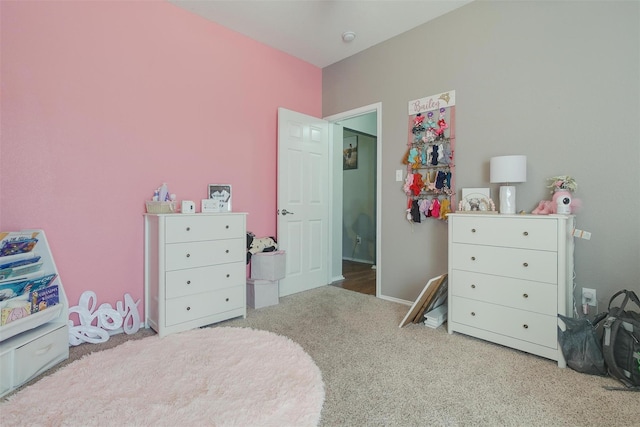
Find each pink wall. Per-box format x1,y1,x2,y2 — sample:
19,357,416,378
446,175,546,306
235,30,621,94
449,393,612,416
0,1,322,320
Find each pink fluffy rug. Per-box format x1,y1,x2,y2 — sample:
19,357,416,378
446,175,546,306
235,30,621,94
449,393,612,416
2,327,325,426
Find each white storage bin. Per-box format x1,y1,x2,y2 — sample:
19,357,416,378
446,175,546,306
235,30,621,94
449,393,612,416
246,279,279,309
250,250,286,280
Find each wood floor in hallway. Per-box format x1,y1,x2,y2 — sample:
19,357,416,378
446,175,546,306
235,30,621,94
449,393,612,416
331,260,376,296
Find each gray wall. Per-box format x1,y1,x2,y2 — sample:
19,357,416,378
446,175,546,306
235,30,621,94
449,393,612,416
323,0,640,310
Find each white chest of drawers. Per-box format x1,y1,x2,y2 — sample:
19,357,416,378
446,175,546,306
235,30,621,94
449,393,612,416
447,213,574,367
144,213,247,338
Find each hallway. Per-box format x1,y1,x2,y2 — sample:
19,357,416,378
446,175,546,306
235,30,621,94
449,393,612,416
331,260,376,295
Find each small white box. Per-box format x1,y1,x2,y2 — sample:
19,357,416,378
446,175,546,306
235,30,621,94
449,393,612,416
201,199,220,213
181,200,195,213
250,250,286,280
423,304,448,329
247,278,279,309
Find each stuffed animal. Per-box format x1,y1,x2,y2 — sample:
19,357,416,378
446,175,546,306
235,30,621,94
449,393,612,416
532,190,580,215
531,199,554,215
246,233,278,264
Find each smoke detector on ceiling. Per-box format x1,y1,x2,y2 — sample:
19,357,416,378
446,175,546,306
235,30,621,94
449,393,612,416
341,31,356,43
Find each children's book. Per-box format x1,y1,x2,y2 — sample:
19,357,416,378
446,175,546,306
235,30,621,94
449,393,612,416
0,273,57,302
0,231,39,257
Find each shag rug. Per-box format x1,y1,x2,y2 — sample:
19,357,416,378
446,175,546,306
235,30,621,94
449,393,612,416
2,327,325,426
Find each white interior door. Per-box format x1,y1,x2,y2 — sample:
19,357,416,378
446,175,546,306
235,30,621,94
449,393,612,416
277,108,329,296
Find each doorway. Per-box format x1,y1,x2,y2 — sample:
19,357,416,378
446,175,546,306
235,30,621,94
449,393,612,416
324,103,381,297
331,260,376,295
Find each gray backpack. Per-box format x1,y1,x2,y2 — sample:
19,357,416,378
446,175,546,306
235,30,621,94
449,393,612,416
598,290,640,391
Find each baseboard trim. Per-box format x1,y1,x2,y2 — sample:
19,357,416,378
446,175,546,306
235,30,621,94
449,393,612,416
331,275,345,283
378,294,412,306
342,257,374,264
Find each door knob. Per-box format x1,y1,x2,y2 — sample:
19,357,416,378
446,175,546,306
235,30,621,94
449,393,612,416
280,209,295,216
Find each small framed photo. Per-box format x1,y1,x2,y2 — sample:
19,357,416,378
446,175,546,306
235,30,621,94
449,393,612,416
343,135,358,170
208,184,232,212
459,188,496,213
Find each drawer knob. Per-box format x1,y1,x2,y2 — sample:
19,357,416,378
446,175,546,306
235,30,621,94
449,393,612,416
226,298,229,302
523,262,528,267
471,256,476,261
471,228,476,233
471,312,476,316
523,293,528,298
471,284,476,289
523,324,529,329
523,231,528,236
186,306,191,311
186,253,191,258
186,280,191,285
225,249,229,253
226,274,230,278
226,225,229,229
186,227,191,231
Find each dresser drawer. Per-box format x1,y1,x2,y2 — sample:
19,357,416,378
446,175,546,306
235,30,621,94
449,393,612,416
165,262,245,298
0,349,13,395
451,216,558,251
165,286,244,326
450,243,558,284
451,296,557,348
165,238,245,270
450,270,557,315
165,215,245,243
14,325,69,386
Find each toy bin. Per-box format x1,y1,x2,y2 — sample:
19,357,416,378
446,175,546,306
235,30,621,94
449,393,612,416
145,201,178,214
246,278,279,309
250,250,286,280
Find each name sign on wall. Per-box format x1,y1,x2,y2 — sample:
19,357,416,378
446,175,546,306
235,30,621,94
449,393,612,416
408,90,456,115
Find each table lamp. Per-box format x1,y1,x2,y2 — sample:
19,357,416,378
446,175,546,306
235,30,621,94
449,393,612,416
490,155,527,214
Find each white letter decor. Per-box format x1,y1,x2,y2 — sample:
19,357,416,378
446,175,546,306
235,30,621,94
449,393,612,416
68,291,142,346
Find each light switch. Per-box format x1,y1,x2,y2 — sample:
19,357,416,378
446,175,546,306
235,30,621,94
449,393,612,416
395,170,404,182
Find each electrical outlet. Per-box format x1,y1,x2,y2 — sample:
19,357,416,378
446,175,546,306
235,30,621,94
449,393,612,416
582,288,597,306
356,235,362,244
396,170,404,182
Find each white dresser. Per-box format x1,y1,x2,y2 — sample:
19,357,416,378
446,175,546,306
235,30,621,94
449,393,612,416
447,213,574,367
144,213,247,338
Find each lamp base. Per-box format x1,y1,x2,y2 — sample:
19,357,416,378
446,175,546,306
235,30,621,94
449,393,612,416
499,185,516,214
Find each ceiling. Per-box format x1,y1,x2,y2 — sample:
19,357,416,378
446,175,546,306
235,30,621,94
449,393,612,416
168,0,473,68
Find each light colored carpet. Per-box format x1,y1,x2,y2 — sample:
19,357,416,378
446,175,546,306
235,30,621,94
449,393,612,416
4,285,638,426
222,286,639,426
1,327,324,426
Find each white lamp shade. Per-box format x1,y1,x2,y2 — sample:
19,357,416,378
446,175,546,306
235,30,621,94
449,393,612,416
490,155,527,184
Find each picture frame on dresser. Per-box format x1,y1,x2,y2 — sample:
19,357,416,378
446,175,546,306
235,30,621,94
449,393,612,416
208,184,232,212
458,188,496,213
